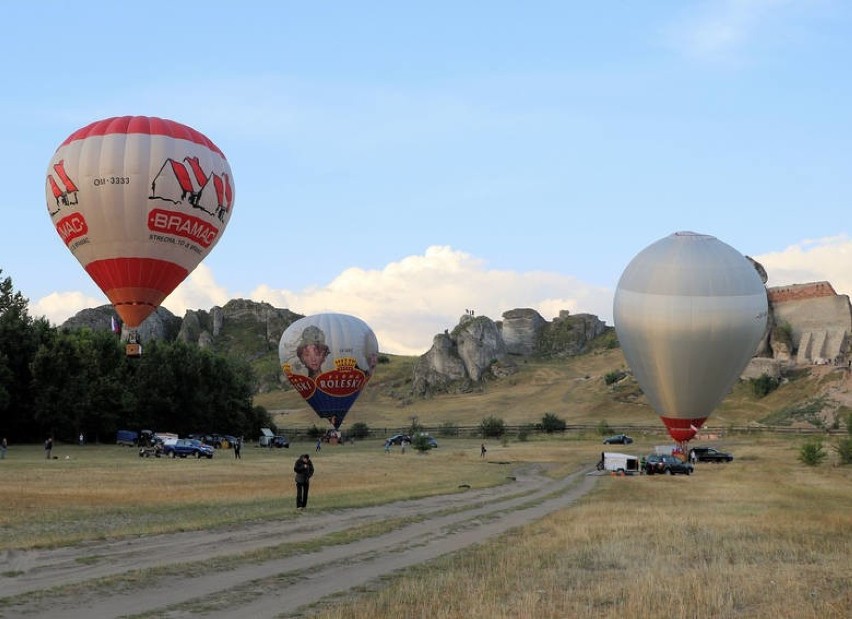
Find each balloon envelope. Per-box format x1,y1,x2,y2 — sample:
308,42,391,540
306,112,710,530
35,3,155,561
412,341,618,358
46,116,234,328
279,313,379,429
613,232,768,442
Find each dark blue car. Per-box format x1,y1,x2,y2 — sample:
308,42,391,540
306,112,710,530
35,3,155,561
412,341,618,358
163,438,214,459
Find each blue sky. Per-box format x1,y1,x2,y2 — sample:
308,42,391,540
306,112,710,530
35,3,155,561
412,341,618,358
3,1,852,354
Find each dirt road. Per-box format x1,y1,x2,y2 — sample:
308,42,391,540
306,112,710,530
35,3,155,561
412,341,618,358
0,465,599,618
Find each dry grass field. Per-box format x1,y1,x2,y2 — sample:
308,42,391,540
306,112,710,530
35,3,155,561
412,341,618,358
1,432,849,618
309,436,851,619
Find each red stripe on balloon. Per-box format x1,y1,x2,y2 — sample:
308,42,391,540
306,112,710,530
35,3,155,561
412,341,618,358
85,258,188,327
659,416,707,442
58,116,225,157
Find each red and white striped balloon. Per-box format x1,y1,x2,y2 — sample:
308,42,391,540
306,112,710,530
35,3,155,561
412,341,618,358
46,116,234,328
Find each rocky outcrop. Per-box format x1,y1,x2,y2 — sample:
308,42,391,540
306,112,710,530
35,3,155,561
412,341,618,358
411,310,606,395
63,299,303,360
500,308,547,355
60,306,181,342
536,311,607,357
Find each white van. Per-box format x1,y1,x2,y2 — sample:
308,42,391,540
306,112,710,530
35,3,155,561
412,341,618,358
596,451,640,475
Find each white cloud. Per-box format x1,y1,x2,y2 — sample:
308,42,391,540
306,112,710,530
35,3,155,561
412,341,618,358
248,246,615,355
754,235,852,296
31,291,106,325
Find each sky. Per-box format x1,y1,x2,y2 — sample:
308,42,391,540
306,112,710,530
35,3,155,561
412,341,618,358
3,1,852,355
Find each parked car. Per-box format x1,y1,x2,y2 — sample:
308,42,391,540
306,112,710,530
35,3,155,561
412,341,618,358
272,435,290,448
603,434,633,445
163,438,214,459
384,434,411,446
689,447,733,463
644,454,693,475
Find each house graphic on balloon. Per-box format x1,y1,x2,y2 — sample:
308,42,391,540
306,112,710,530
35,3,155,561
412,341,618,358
150,156,233,222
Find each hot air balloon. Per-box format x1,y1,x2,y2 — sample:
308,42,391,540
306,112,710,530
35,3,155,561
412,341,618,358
45,116,234,356
279,313,379,430
613,231,768,445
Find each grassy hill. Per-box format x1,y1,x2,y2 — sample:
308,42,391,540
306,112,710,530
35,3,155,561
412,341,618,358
253,347,852,435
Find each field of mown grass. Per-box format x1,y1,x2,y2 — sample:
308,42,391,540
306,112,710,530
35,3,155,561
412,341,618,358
1,432,849,618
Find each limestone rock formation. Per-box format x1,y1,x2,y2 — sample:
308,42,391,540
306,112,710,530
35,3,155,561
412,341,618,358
63,299,303,360
60,305,181,342
500,308,547,356
411,310,607,395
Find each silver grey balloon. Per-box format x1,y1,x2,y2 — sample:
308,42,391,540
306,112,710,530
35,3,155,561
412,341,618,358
613,231,768,442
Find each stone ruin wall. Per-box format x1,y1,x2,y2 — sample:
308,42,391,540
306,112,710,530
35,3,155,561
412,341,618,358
767,281,836,304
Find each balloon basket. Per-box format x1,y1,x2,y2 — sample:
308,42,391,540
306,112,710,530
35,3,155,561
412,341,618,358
125,343,143,357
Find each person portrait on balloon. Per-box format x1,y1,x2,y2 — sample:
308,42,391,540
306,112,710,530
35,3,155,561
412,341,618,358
296,326,330,378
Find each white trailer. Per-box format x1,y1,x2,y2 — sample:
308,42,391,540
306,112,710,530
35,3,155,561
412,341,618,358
596,451,640,475
258,427,274,447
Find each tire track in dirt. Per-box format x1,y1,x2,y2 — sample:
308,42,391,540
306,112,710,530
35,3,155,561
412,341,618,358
0,465,599,618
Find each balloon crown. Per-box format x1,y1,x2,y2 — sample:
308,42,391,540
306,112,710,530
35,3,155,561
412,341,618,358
334,357,357,370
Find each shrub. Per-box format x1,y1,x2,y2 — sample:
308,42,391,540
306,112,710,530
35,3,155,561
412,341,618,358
541,413,566,434
517,423,535,442
349,422,370,439
835,437,852,465
411,434,434,452
306,425,325,439
604,370,626,386
480,415,506,438
750,373,780,398
596,420,613,436
799,439,827,466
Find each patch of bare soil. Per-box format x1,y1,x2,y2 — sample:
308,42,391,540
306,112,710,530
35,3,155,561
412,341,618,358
0,465,598,618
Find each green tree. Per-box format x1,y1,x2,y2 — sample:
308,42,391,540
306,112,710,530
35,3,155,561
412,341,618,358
541,412,566,433
349,422,370,439
480,415,506,438
411,433,434,452
0,270,53,441
750,373,780,398
834,437,852,465
31,328,126,442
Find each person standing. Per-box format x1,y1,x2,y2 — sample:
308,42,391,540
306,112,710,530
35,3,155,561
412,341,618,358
234,438,242,459
294,453,314,509
315,438,322,453
1,437,7,459
44,437,53,459
480,443,487,458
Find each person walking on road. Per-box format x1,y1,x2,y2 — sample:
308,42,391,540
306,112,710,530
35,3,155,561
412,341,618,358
294,453,314,509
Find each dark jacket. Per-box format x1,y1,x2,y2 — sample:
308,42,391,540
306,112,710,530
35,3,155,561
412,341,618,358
294,457,314,484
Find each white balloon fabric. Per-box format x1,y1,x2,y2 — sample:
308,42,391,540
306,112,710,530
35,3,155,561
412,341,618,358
613,231,768,442
279,313,379,429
